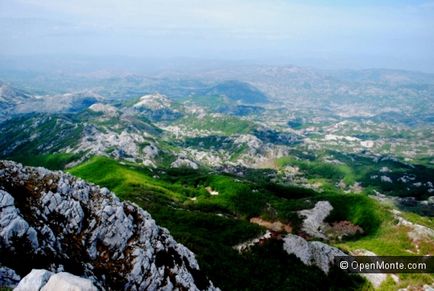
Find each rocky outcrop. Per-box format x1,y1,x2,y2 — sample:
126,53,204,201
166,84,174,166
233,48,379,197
282,234,346,274
0,266,20,288
0,161,217,290
233,134,263,151
171,156,199,170
42,272,98,291
133,94,181,121
15,91,103,114
134,94,173,110
74,126,159,165
233,231,273,253
89,103,119,117
391,209,434,241
298,201,333,239
14,269,54,291
0,82,33,121
15,269,98,291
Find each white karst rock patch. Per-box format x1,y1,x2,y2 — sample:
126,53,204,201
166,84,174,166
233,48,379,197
298,201,333,239
41,272,98,291
132,94,182,121
229,134,290,168
282,234,346,274
233,134,263,150
171,155,199,170
15,269,100,291
182,148,226,168
89,103,119,117
133,93,173,110
0,160,218,291
72,125,159,166
14,269,54,291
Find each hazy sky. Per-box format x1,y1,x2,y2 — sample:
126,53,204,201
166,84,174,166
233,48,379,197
1,0,434,71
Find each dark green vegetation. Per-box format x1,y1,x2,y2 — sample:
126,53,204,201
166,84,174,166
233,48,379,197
184,95,265,117
253,129,298,146
178,115,254,135
0,113,84,169
182,136,233,150
277,150,434,201
69,156,374,290
183,95,230,110
287,117,303,129
323,194,383,235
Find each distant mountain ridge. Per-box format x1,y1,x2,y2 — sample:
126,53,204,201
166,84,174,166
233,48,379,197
202,80,268,104
0,80,104,121
2,65,434,119
0,81,33,120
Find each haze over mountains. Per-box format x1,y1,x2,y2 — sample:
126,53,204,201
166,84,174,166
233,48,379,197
1,63,434,122
2,0,434,71
1,0,434,290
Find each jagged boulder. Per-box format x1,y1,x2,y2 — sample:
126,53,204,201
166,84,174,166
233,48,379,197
0,160,217,290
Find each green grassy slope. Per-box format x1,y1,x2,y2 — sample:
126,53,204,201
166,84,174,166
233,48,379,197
177,115,254,135
69,156,369,290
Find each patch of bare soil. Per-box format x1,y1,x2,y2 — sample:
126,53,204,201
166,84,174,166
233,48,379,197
250,217,292,233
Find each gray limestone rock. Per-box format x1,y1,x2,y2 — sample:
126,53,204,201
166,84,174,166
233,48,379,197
282,234,346,274
14,269,53,291
298,201,333,239
0,160,217,290
41,272,98,291
0,266,20,288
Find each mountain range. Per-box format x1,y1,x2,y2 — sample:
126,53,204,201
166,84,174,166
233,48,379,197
0,64,433,290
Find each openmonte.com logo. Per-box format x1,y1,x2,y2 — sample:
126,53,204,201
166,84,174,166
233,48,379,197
335,256,433,273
